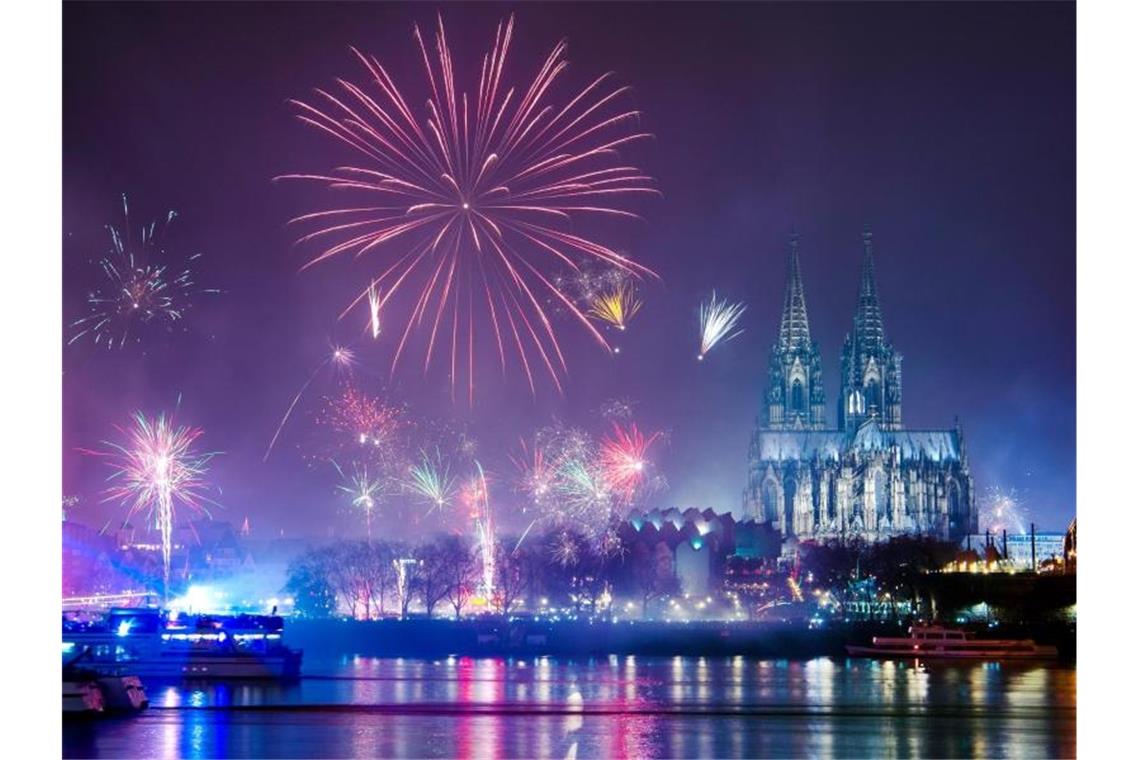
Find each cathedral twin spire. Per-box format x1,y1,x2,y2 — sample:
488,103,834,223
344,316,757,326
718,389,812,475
765,228,902,432
777,233,813,353
765,233,826,431
852,229,886,355
839,227,903,431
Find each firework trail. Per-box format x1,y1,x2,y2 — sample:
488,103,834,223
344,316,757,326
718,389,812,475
461,462,496,596
598,422,661,504
697,291,746,360
83,409,218,596
333,460,386,541
587,280,641,331
367,281,382,339
509,438,556,552
280,14,658,401
69,195,219,349
980,486,1029,535
406,449,458,514
511,437,555,504
264,345,357,462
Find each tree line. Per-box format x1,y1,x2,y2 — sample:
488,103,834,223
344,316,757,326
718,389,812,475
284,528,683,619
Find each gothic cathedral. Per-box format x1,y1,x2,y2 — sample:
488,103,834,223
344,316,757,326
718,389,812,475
743,231,976,544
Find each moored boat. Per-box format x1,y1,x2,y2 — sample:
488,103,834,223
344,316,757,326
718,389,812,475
97,675,149,711
63,607,303,679
846,623,1058,660
62,674,104,715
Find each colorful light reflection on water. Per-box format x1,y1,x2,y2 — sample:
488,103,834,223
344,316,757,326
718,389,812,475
64,656,1075,759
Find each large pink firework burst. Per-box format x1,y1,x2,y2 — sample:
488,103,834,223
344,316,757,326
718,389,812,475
84,411,218,594
281,14,657,401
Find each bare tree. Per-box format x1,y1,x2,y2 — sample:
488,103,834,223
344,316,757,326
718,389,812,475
440,535,478,618
283,547,336,618
631,542,679,618
413,538,451,618
492,539,530,615
359,541,397,617
321,543,366,618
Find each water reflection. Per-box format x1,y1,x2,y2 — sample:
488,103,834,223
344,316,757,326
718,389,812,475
64,656,1075,759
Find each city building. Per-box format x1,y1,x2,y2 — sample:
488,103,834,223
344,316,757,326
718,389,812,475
961,530,1066,571
622,508,737,594
743,231,976,543
621,508,786,595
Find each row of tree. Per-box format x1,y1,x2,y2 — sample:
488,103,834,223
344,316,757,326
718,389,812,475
283,530,962,622
284,528,681,619
798,536,961,620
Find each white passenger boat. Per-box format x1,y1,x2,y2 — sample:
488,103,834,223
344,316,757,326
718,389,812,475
63,607,303,679
846,623,1058,660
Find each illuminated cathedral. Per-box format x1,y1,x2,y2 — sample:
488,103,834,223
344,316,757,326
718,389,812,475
743,231,976,544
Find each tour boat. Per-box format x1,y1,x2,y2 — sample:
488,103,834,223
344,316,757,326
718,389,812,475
63,607,303,679
845,623,1059,660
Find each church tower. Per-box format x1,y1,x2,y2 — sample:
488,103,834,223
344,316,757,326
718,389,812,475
839,229,903,432
765,234,827,430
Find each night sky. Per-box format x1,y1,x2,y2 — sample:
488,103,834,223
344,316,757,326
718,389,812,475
62,2,1075,536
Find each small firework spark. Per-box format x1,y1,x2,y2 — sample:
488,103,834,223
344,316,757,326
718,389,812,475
281,14,658,400
512,438,555,505
406,449,458,513
550,529,583,567
330,345,357,370
980,486,1029,535
334,461,386,540
457,433,479,460
697,291,746,360
600,397,635,421
62,494,81,521
318,386,404,460
598,422,661,504
600,527,626,558
84,409,218,594
587,280,642,332
69,195,219,349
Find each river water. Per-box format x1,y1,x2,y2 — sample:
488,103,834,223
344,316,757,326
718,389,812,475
63,655,1075,758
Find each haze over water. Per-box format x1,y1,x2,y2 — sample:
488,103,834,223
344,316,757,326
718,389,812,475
64,656,1074,758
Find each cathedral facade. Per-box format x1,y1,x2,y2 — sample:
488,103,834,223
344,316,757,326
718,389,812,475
743,231,976,544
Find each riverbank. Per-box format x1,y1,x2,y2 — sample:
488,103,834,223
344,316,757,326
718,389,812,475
288,618,1076,661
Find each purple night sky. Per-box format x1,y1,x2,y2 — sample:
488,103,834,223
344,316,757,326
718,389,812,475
62,2,1074,536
